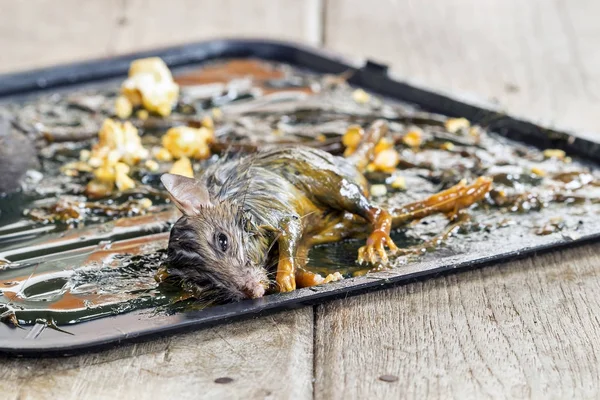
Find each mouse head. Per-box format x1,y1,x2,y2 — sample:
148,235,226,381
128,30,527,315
161,173,269,301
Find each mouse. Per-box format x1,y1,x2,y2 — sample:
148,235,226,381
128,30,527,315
160,120,492,301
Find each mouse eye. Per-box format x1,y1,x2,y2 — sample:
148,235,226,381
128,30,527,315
217,233,228,252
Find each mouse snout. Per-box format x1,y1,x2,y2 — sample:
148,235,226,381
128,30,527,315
241,282,265,299
237,268,268,299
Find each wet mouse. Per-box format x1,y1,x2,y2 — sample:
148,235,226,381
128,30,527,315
161,120,492,301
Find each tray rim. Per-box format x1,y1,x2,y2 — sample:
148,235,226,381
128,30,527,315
1,37,599,357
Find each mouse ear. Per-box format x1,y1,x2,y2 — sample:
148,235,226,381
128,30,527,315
160,173,213,216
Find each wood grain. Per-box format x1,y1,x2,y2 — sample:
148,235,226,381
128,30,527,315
324,0,600,134
0,308,313,400
314,243,600,399
0,0,318,73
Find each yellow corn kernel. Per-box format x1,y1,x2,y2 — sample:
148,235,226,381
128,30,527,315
370,184,387,197
373,149,400,173
154,147,173,162
390,176,406,190
543,149,566,160
136,109,149,120
88,156,103,168
169,156,194,178
121,57,179,117
352,89,370,104
402,130,422,148
469,126,481,137
445,118,471,133
138,198,153,209
342,125,364,153
201,116,214,130
115,177,136,192
212,108,223,120
94,165,116,183
374,137,394,155
441,141,455,151
79,149,91,162
162,126,214,160
531,167,546,177
94,119,148,166
144,159,159,172
115,96,133,119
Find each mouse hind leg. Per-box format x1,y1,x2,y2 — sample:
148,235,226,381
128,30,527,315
389,177,493,227
311,176,399,265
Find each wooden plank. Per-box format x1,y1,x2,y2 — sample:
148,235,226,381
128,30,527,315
314,243,600,399
324,0,600,134
0,307,313,400
0,0,319,73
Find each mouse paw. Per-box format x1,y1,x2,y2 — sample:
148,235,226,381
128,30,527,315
276,271,296,292
357,230,399,265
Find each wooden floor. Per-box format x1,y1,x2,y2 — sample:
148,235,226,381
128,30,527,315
1,1,600,399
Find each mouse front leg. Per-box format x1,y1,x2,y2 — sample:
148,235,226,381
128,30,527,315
274,216,303,292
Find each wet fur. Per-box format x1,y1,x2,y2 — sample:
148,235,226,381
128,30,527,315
165,146,364,302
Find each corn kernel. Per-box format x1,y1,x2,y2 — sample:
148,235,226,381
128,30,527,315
115,96,133,119
138,198,153,209
373,149,400,173
352,89,370,104
531,167,546,177
370,184,388,197
374,137,394,154
94,165,116,183
169,156,194,178
63,169,79,177
115,163,135,191
212,108,223,120
445,118,471,133
342,125,364,154
543,149,566,160
402,130,422,148
144,159,159,172
162,126,214,160
95,119,148,166
441,141,455,151
201,116,214,129
120,57,179,117
154,147,173,162
469,126,481,137
390,176,406,190
316,134,327,143
88,156,102,168
80,149,91,162
136,109,149,120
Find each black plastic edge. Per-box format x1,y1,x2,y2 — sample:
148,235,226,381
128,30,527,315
1,38,600,357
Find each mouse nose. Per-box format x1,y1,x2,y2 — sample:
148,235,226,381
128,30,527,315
242,283,265,299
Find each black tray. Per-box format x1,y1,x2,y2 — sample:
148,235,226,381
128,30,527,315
1,38,599,357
